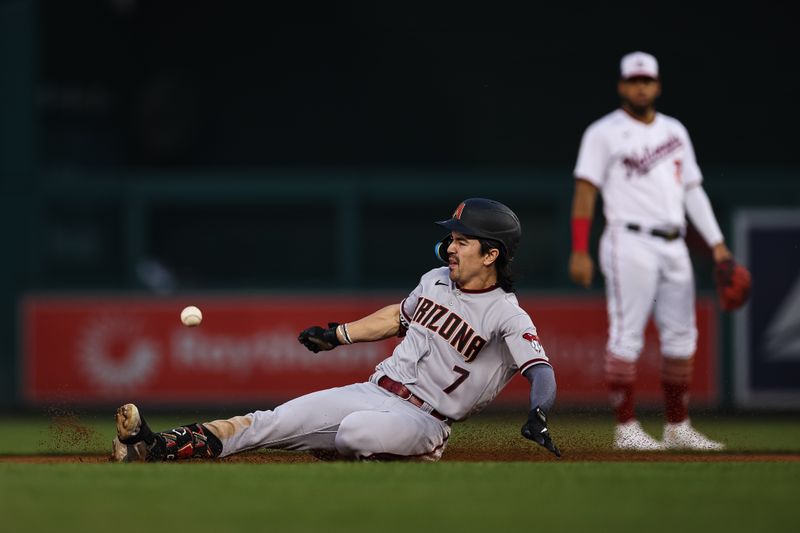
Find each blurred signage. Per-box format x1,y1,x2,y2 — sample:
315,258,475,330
734,210,800,408
22,294,718,407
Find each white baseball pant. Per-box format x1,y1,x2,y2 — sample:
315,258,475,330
598,225,698,361
208,379,451,460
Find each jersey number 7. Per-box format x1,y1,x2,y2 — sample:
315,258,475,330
443,365,470,394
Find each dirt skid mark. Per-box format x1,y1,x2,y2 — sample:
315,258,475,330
43,407,102,452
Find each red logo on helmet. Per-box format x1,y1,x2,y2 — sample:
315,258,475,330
452,202,466,220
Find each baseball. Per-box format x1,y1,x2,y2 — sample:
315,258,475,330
180,305,202,327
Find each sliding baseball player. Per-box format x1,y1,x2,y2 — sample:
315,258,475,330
112,198,561,461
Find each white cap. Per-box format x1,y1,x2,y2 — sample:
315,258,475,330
620,51,659,80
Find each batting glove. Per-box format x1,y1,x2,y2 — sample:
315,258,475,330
298,323,341,353
521,406,561,457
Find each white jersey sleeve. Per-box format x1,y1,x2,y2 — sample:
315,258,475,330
574,123,609,187
399,279,423,332
502,313,551,375
675,121,703,189
684,185,724,246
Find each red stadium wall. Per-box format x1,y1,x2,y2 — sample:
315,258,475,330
21,294,718,407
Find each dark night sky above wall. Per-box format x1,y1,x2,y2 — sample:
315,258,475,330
38,1,798,171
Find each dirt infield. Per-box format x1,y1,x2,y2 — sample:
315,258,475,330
2,450,799,464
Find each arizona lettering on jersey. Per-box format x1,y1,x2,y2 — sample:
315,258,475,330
373,267,550,421
411,296,487,361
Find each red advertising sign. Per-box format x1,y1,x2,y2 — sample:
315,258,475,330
496,296,718,406
22,294,718,407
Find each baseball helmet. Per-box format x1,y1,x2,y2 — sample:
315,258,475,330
434,198,522,262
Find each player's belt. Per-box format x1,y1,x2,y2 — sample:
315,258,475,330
625,223,682,241
377,375,449,422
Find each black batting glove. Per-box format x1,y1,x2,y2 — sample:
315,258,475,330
298,322,341,353
521,406,561,458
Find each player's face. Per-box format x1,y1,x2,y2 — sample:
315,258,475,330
445,232,499,288
618,76,661,113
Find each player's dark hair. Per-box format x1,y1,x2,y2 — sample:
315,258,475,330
479,238,515,293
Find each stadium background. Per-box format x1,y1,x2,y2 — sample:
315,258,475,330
1,1,799,412
2,3,800,532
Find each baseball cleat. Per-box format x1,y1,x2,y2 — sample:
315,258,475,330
663,420,725,451
115,403,145,443
110,436,148,462
613,420,664,450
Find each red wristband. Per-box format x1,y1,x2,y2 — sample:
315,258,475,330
572,218,590,252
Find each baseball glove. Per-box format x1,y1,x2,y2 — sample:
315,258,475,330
714,259,751,311
521,407,561,457
298,323,341,353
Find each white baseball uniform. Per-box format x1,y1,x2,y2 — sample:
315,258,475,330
574,109,715,361
216,266,550,460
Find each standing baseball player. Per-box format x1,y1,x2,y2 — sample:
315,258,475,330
112,198,561,462
569,51,731,450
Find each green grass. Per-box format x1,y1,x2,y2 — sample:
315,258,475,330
1,413,799,533
2,462,799,533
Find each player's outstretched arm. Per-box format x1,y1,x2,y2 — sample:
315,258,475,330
520,364,561,457
297,322,344,353
298,304,401,353
569,179,598,288
343,304,402,342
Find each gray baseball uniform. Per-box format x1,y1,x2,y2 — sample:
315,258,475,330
214,266,551,460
